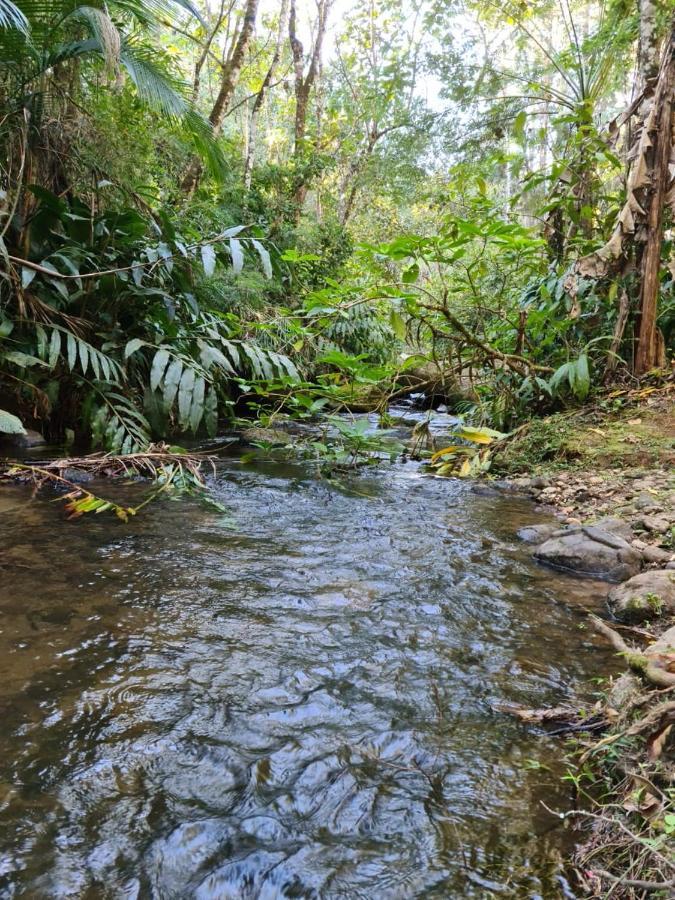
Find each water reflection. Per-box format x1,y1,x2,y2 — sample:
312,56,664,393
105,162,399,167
0,460,610,897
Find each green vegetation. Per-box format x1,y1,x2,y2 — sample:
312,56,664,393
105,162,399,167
1,0,673,461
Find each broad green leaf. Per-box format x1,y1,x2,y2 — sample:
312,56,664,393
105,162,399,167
48,329,61,368
189,375,205,432
79,340,89,375
201,244,216,277
21,267,36,289
124,338,145,359
0,409,26,435
162,358,183,412
67,333,77,371
229,238,244,275
178,367,195,428
3,351,47,368
150,348,171,392
251,239,272,279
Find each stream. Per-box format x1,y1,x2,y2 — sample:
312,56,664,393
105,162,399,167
0,432,613,898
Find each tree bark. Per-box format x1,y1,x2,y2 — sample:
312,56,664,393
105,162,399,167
243,0,289,191
181,0,260,196
635,24,674,374
638,0,660,83
288,0,330,217
191,0,230,103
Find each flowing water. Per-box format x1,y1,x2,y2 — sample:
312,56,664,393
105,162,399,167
0,439,613,898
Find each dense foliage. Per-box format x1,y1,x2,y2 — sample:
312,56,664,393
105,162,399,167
1,0,673,450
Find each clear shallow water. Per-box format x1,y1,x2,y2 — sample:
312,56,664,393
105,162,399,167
0,453,612,898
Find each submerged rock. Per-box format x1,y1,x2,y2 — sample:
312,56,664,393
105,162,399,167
533,527,642,582
607,570,675,622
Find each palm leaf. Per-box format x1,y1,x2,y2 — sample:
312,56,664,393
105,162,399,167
0,0,29,31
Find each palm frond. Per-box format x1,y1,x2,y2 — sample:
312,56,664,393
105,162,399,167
121,40,226,178
66,5,120,71
0,0,29,31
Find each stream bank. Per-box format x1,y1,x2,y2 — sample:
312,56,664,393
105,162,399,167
497,387,675,896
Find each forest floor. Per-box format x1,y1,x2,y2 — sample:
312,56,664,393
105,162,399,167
494,379,675,897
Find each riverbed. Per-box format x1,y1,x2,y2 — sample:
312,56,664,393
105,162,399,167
0,449,612,897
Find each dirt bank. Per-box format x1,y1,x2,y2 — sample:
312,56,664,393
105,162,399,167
497,383,675,897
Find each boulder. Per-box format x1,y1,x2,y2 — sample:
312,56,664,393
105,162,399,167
534,526,642,582
0,428,45,449
592,516,633,542
516,523,557,544
608,570,675,622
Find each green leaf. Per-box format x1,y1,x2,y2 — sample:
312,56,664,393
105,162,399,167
189,375,205,432
150,348,171,392
574,353,590,400
513,110,527,142
204,386,218,437
124,338,145,359
229,238,244,275
21,267,36,289
251,239,272,279
402,263,419,284
390,309,407,339
67,333,77,371
78,340,89,376
3,351,47,368
0,409,26,435
201,244,216,277
162,358,183,413
48,329,61,369
178,367,195,428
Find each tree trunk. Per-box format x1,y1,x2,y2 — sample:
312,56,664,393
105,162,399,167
288,0,330,218
576,17,674,375
243,0,289,191
634,31,674,373
338,124,378,225
181,0,260,196
191,0,229,103
638,0,660,83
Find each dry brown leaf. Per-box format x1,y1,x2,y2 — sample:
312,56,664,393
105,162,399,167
646,723,673,761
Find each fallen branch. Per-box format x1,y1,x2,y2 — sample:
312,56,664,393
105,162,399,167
590,615,675,688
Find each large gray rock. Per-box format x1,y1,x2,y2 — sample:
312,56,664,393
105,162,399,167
0,428,45,449
608,570,675,622
516,523,557,544
592,517,633,542
534,526,642,582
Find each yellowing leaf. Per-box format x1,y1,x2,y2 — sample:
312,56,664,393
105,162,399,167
455,425,506,445
430,444,462,463
459,459,473,477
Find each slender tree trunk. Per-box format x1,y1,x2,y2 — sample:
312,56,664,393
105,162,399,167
288,0,330,218
338,124,378,225
181,0,260,196
191,0,229,103
243,0,289,191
